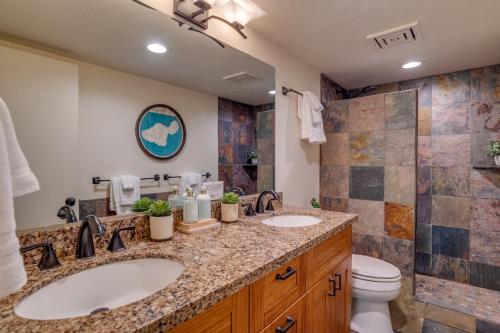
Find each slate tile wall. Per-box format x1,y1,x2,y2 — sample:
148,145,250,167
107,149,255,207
330,64,500,292
218,98,275,195
320,83,418,279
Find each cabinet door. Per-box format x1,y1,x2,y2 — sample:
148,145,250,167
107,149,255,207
169,287,249,333
305,273,335,333
332,256,351,333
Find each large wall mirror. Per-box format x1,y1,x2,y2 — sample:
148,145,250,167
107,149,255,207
0,0,275,231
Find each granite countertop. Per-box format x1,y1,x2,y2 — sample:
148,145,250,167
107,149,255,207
0,206,356,333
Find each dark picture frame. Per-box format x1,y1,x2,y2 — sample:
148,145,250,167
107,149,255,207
135,104,186,160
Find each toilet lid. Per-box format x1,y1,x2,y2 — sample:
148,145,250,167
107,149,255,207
352,254,401,279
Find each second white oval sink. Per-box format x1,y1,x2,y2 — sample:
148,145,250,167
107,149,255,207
262,215,322,228
15,258,184,320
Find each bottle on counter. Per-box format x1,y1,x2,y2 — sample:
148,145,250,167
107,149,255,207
183,187,198,223
168,185,183,209
197,186,211,220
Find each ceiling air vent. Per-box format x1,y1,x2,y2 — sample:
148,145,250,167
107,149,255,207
367,21,420,49
223,72,260,84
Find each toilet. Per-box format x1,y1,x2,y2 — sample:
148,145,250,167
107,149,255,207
351,254,401,333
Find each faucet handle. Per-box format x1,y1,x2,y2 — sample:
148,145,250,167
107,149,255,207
20,242,61,271
266,198,279,211
107,226,135,252
242,203,256,216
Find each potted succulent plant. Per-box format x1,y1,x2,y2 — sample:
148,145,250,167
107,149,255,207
486,140,500,166
131,197,154,212
147,200,173,241
310,197,321,209
247,149,258,165
220,192,240,222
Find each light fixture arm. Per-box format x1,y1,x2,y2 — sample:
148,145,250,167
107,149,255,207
201,15,247,39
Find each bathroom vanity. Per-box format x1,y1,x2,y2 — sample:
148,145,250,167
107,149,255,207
2,207,356,332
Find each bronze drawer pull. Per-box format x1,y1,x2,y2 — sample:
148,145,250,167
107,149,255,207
328,277,337,296
275,316,296,333
328,273,342,296
275,267,296,280
335,273,342,291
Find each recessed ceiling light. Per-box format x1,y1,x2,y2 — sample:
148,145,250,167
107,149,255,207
401,61,421,69
147,43,167,54
268,90,276,95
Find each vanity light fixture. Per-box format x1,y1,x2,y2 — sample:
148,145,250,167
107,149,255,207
268,90,276,95
146,43,167,54
401,61,421,69
174,0,265,39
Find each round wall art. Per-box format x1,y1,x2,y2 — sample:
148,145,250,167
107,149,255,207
135,104,186,160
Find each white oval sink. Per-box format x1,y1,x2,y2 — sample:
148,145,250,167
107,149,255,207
262,215,322,228
15,258,184,320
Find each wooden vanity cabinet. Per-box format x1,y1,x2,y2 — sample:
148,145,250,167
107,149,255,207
168,226,352,333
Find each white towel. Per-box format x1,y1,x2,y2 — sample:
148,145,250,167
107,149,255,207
120,175,137,190
0,97,40,298
179,172,202,196
298,91,326,144
109,176,140,215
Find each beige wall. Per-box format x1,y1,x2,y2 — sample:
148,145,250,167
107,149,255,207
0,41,218,230
143,0,322,207
0,44,79,229
78,62,218,200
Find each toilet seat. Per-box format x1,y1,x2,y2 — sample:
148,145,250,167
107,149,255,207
352,254,401,280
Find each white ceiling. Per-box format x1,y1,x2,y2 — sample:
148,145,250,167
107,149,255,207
249,0,500,89
0,0,275,105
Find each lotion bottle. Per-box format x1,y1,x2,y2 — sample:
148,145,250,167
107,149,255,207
183,187,198,223
197,186,211,220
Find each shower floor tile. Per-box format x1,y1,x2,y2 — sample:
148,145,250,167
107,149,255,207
415,274,500,325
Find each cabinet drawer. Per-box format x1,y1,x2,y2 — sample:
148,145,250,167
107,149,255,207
306,226,352,288
261,295,306,333
250,255,306,332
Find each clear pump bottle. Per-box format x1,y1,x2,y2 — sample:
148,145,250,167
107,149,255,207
168,185,183,209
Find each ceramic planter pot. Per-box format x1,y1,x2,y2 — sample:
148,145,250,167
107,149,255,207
149,215,173,241
251,158,257,165
495,155,500,166
221,203,239,222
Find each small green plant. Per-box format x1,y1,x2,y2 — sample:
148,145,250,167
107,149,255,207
221,192,240,204
310,197,320,209
131,197,154,212
147,200,172,217
486,140,500,157
247,149,257,160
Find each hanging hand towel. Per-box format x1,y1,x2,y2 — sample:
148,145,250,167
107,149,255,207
297,91,326,144
109,175,140,215
0,98,40,298
179,172,202,196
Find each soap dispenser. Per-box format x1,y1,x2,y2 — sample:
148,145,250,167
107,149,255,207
197,186,211,220
183,187,198,223
168,185,183,208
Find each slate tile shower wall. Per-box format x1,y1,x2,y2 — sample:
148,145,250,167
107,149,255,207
218,97,275,195
337,64,500,293
320,90,417,281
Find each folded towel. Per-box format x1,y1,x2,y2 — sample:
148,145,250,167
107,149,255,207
120,175,137,190
298,91,326,144
109,176,140,215
179,172,202,196
0,97,40,298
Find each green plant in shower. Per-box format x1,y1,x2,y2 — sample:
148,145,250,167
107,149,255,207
146,200,172,217
221,192,240,204
131,197,154,212
486,140,500,157
247,149,258,164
